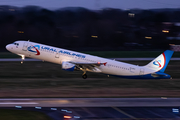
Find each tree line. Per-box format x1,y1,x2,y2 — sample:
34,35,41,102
1,5,180,51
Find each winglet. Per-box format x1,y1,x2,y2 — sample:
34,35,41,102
103,62,107,66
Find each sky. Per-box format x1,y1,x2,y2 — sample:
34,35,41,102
0,0,180,10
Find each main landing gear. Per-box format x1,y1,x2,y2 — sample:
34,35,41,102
82,71,87,79
82,74,87,79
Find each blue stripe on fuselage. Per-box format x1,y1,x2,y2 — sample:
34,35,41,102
111,72,171,79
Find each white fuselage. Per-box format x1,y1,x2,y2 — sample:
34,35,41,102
6,41,155,77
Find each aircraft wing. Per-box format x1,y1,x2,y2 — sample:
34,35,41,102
70,62,107,66
69,62,107,72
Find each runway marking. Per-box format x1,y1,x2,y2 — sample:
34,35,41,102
0,99,32,101
68,108,82,118
81,107,95,117
0,102,38,104
112,107,136,119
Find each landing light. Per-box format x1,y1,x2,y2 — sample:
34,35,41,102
161,97,167,99
51,108,57,110
74,116,80,118
35,106,41,109
22,55,25,60
15,106,22,108
64,115,72,119
172,108,179,113
21,55,25,64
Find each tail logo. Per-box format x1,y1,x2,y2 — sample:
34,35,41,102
27,45,40,55
153,60,161,67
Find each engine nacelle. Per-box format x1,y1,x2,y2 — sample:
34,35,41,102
62,62,75,71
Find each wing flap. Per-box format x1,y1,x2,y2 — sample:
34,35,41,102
69,61,107,72
69,62,107,66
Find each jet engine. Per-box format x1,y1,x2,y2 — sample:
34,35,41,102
62,62,75,71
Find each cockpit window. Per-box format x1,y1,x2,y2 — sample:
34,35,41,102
13,43,19,46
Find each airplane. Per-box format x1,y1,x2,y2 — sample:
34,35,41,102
6,40,174,79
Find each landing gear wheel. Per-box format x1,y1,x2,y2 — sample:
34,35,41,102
82,74,87,79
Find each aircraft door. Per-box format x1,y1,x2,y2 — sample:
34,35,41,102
22,41,29,51
55,52,62,64
139,68,144,75
130,67,135,73
55,52,60,58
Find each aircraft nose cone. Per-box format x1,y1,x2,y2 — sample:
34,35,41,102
6,44,11,51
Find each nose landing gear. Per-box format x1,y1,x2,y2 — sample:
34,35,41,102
21,55,25,64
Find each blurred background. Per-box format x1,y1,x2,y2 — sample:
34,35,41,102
0,0,180,51
0,0,180,97
1,1,180,119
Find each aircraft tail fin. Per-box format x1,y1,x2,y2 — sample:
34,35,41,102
145,50,174,73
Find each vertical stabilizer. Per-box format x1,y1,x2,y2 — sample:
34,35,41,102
145,50,174,72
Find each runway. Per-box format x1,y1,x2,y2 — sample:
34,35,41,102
1,98,180,107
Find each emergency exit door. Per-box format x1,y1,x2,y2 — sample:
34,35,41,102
139,68,144,75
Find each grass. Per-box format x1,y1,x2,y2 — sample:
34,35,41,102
0,61,179,78
0,52,20,58
1,51,180,58
0,61,180,97
0,109,52,120
1,78,180,97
